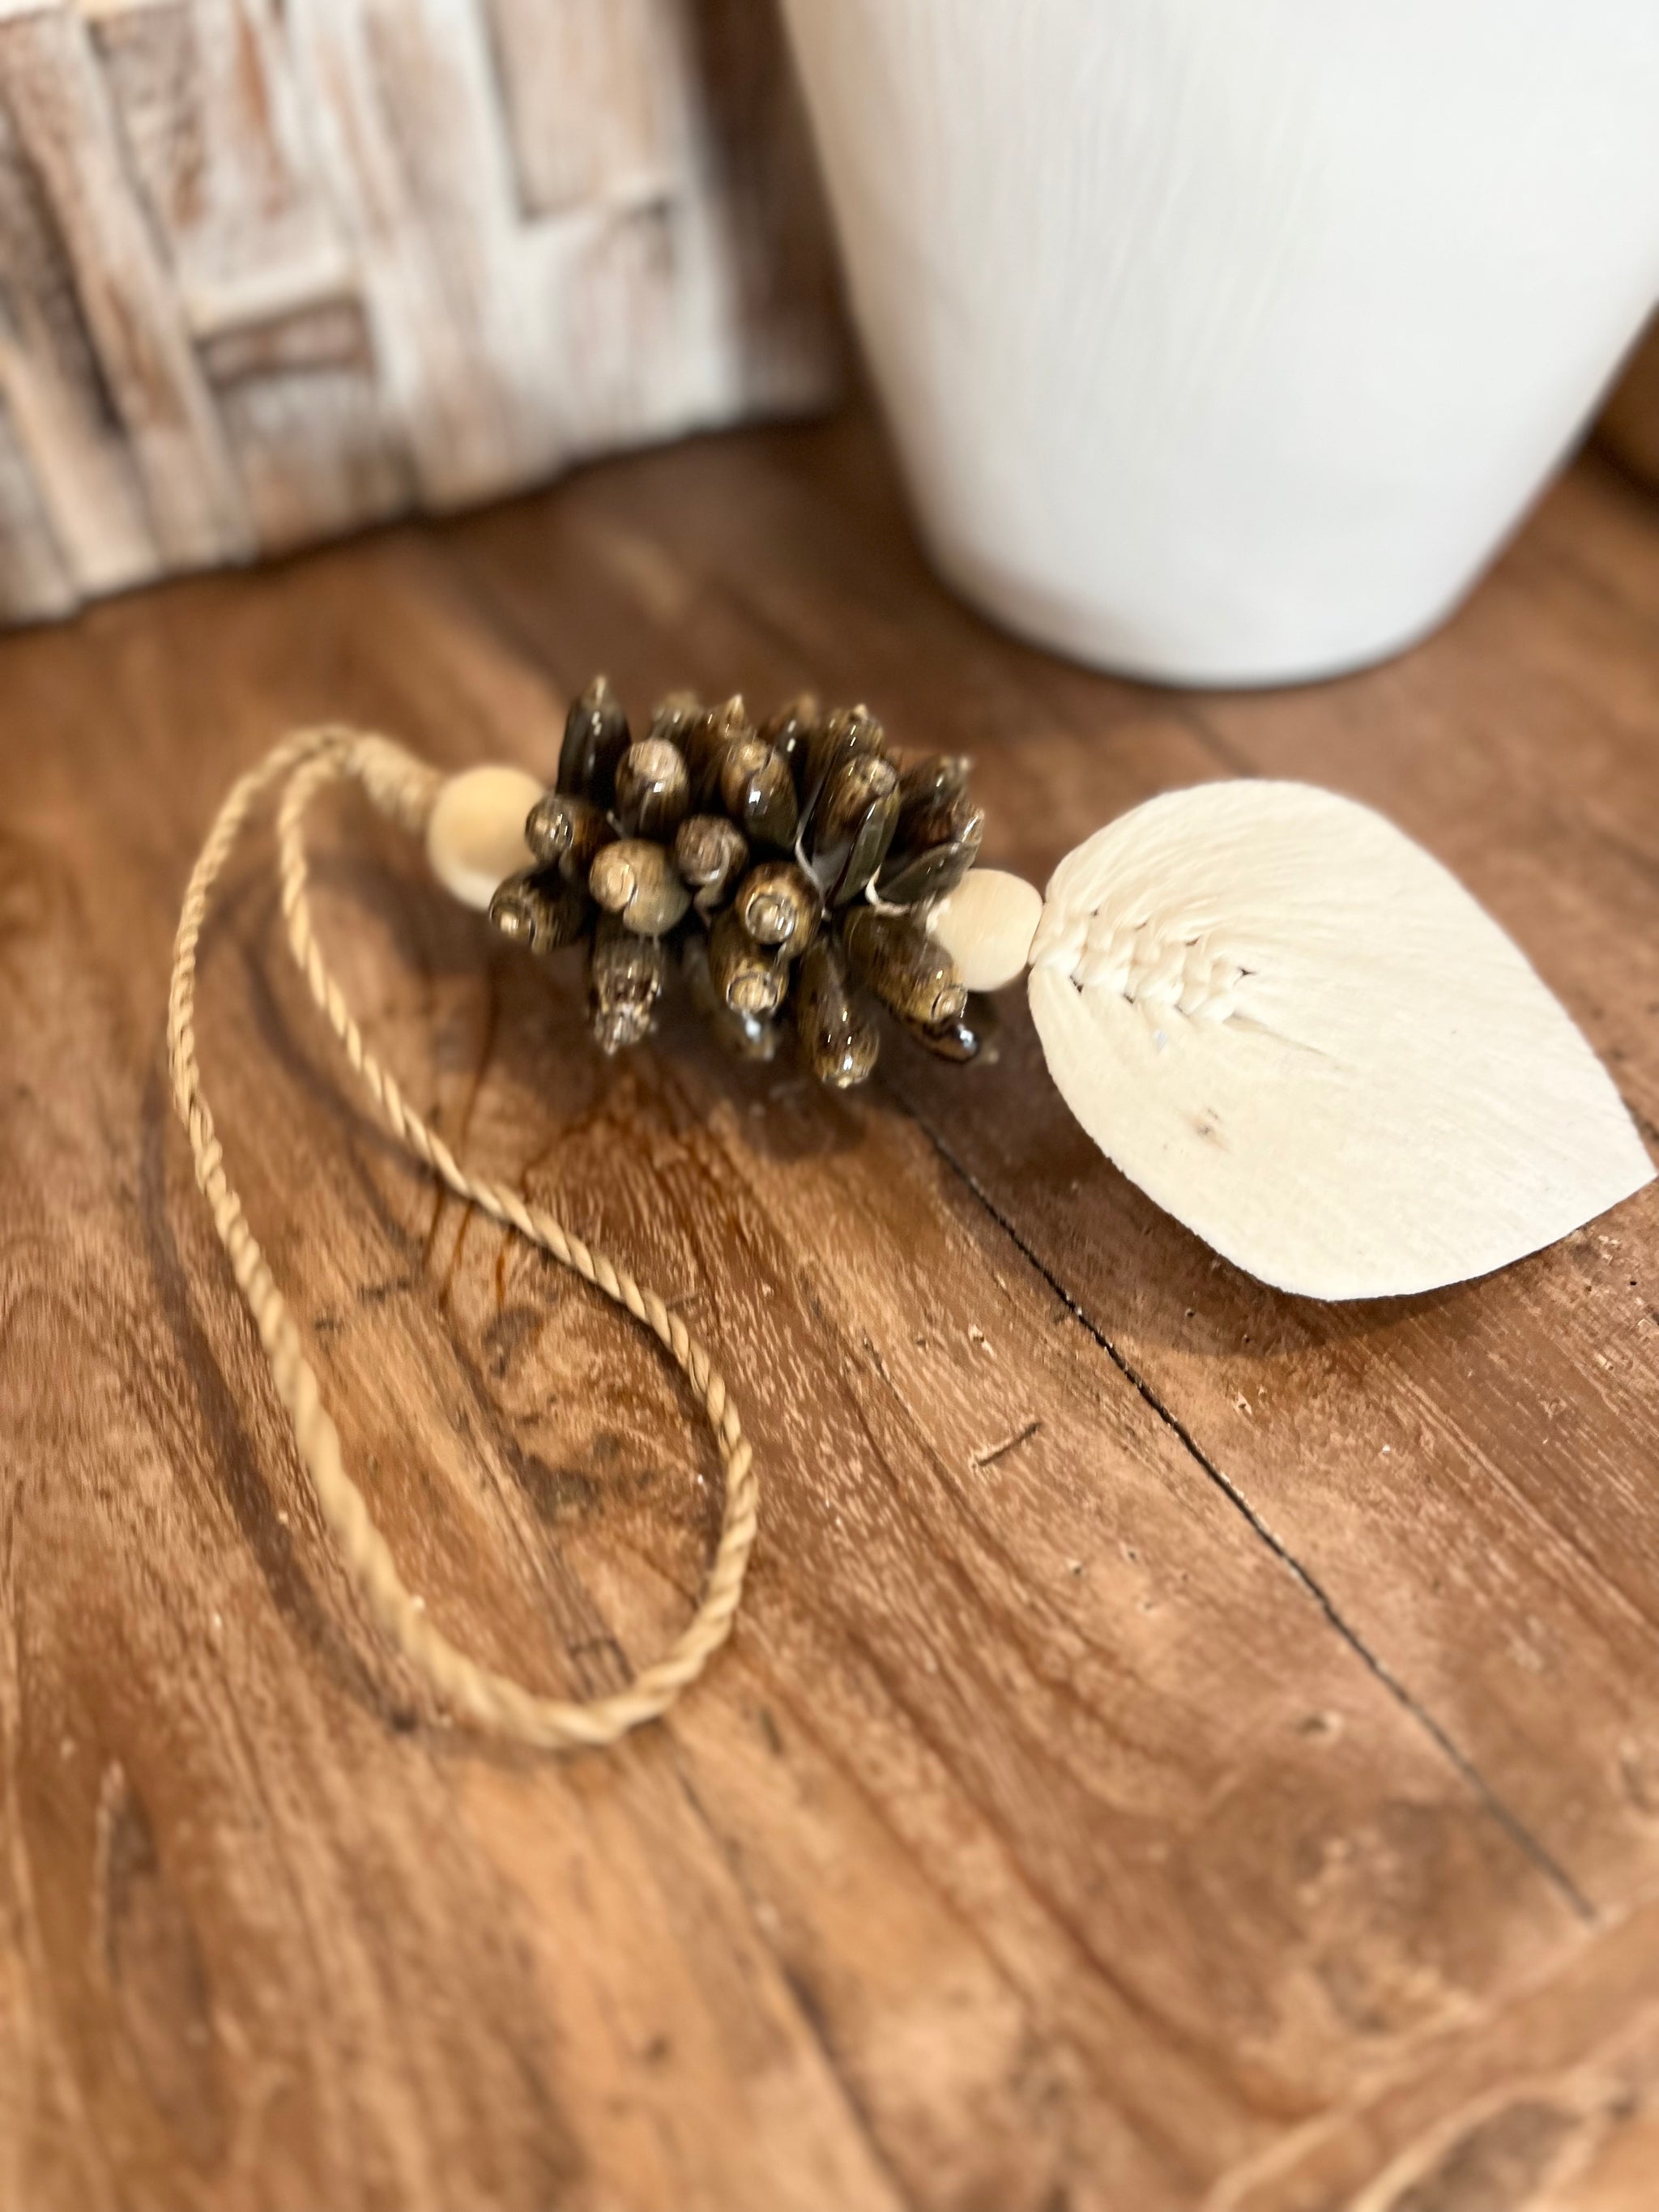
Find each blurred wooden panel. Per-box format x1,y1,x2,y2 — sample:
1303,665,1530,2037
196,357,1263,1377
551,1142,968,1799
197,296,410,552
90,0,410,548
487,0,676,219
283,0,557,504
89,0,348,313
0,1,250,570
0,386,72,616
0,32,157,599
0,0,837,624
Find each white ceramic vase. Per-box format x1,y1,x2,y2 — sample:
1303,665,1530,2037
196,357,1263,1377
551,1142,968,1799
778,0,1659,684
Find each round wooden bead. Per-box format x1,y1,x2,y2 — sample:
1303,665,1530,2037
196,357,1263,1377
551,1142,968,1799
425,765,544,911
925,867,1042,993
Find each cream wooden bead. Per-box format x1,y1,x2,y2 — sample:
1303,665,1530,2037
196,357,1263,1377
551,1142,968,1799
425,765,544,910
925,867,1042,992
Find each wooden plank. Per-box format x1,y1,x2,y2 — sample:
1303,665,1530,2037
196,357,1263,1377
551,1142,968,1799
0,0,249,567
480,0,838,432
0,385,74,619
484,0,676,220
89,0,410,552
284,0,592,505
3,413,1657,2205
0,564,905,2210
898,485,1659,1914
284,0,834,512
1217,1895,1659,2212
194,296,410,552
88,0,347,311
0,0,834,620
478,0,743,454
0,32,154,600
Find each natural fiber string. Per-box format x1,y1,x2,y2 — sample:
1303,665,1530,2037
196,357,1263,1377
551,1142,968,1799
167,725,759,1750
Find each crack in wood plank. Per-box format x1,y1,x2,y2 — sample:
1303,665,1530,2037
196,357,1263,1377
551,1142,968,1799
904,1115,1599,1929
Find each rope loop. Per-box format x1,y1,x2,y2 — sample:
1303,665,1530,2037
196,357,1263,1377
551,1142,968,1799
168,727,759,1750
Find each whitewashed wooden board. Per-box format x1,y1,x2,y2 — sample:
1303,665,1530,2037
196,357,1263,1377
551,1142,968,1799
0,0,838,624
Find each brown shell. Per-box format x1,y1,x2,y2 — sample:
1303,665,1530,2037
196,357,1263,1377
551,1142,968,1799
557,675,631,807
686,696,753,799
719,738,799,851
795,936,880,1088
902,994,1000,1063
802,704,885,816
674,813,749,915
493,685,987,1089
488,869,591,955
648,691,704,750
734,861,821,957
894,753,972,850
809,752,900,905
680,931,781,1059
708,906,790,1018
876,800,985,905
759,695,820,791
525,791,612,881
589,915,667,1052
842,906,967,1027
589,839,692,936
615,736,691,839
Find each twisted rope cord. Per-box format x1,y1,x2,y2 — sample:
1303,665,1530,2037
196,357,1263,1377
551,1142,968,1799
168,726,759,1750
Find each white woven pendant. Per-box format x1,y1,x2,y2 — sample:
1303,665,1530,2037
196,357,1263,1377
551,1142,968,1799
1028,782,1654,1299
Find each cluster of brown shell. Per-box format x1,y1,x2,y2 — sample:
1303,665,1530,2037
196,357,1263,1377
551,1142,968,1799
488,678,997,1085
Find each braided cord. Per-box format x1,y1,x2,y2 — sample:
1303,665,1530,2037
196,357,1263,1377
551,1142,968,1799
167,727,758,1750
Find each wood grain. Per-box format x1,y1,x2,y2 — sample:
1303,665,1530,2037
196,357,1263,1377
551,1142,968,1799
0,1,250,568
2,407,1657,2210
0,0,837,624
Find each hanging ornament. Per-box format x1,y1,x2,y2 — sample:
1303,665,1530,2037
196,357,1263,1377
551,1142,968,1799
171,688,1655,1750
429,681,1652,1301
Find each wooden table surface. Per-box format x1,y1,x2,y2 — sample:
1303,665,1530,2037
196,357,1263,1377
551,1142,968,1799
3,409,1658,2212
